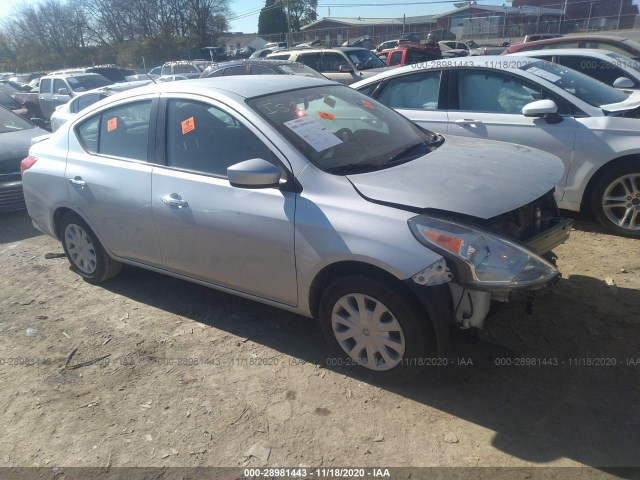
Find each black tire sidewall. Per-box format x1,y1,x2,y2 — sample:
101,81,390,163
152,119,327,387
319,275,433,383
59,212,110,283
590,161,640,238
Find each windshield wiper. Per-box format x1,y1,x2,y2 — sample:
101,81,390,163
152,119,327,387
325,163,384,174
385,142,430,165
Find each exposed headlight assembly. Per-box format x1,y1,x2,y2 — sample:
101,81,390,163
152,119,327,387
408,215,558,291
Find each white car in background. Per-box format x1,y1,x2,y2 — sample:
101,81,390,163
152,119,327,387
50,80,153,131
509,48,640,90
352,56,640,236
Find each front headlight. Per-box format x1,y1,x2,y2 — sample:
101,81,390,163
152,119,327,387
408,215,558,291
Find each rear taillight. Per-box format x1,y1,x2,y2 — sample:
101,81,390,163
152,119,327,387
483,48,488,55
21,156,37,176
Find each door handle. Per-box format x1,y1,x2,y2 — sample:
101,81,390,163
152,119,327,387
68,177,87,187
454,119,482,125
161,194,189,209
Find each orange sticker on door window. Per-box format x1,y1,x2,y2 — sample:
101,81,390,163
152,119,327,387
181,116,195,134
107,117,118,132
360,100,374,109
317,111,335,120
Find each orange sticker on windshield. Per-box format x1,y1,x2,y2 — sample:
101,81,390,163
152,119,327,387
107,117,117,132
181,116,195,134
317,111,335,121
361,100,374,109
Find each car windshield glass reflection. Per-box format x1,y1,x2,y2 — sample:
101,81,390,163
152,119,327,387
521,60,629,107
0,106,33,133
278,63,326,78
347,50,385,70
249,85,442,174
607,52,640,74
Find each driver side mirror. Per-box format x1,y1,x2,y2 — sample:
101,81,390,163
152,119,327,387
57,88,69,95
339,64,353,73
613,77,635,89
227,158,282,189
522,99,563,124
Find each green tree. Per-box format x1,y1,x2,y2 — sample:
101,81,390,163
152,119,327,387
280,0,317,31
258,0,287,35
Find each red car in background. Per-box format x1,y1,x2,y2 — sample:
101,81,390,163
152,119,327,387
503,35,640,60
376,42,441,67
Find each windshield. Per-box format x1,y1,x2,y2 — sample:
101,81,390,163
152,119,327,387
521,60,629,107
0,106,34,133
67,75,112,92
0,92,21,110
347,50,385,70
277,63,327,79
248,85,441,174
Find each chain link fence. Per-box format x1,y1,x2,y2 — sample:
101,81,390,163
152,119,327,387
256,6,638,47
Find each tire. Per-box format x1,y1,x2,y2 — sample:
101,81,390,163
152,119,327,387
319,275,435,384
59,212,122,283
590,161,640,238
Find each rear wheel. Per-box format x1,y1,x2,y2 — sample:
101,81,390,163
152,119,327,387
319,275,434,383
59,212,122,283
591,162,640,237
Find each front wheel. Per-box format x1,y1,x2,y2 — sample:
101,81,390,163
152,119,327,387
319,275,434,383
591,162,640,237
59,212,122,283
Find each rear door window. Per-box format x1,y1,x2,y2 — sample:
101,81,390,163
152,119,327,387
39,78,52,94
377,71,442,110
76,100,152,161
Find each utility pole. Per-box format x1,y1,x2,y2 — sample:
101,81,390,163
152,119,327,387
560,0,569,33
286,0,293,46
617,0,623,30
402,14,406,36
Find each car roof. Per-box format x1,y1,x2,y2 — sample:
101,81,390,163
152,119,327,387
109,76,340,101
278,46,372,54
209,59,306,68
510,48,627,58
352,55,536,86
510,35,632,50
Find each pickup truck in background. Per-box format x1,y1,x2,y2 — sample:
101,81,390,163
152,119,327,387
14,73,112,120
376,44,442,67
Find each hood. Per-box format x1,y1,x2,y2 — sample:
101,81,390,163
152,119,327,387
359,67,391,77
601,90,640,112
0,126,45,174
346,135,564,220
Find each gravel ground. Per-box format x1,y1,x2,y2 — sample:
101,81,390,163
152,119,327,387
0,210,639,473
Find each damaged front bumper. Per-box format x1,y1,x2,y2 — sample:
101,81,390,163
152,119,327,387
525,217,573,255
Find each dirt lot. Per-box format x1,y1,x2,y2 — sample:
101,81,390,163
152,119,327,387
0,209,639,473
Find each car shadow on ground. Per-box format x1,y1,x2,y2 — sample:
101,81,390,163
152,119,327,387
561,209,612,235
99,264,640,471
0,210,42,244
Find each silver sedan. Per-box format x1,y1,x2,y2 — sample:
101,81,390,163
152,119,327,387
22,77,570,382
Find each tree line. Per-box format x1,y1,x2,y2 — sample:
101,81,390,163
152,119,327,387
0,0,318,74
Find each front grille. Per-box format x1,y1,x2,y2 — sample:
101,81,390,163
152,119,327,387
481,190,561,242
